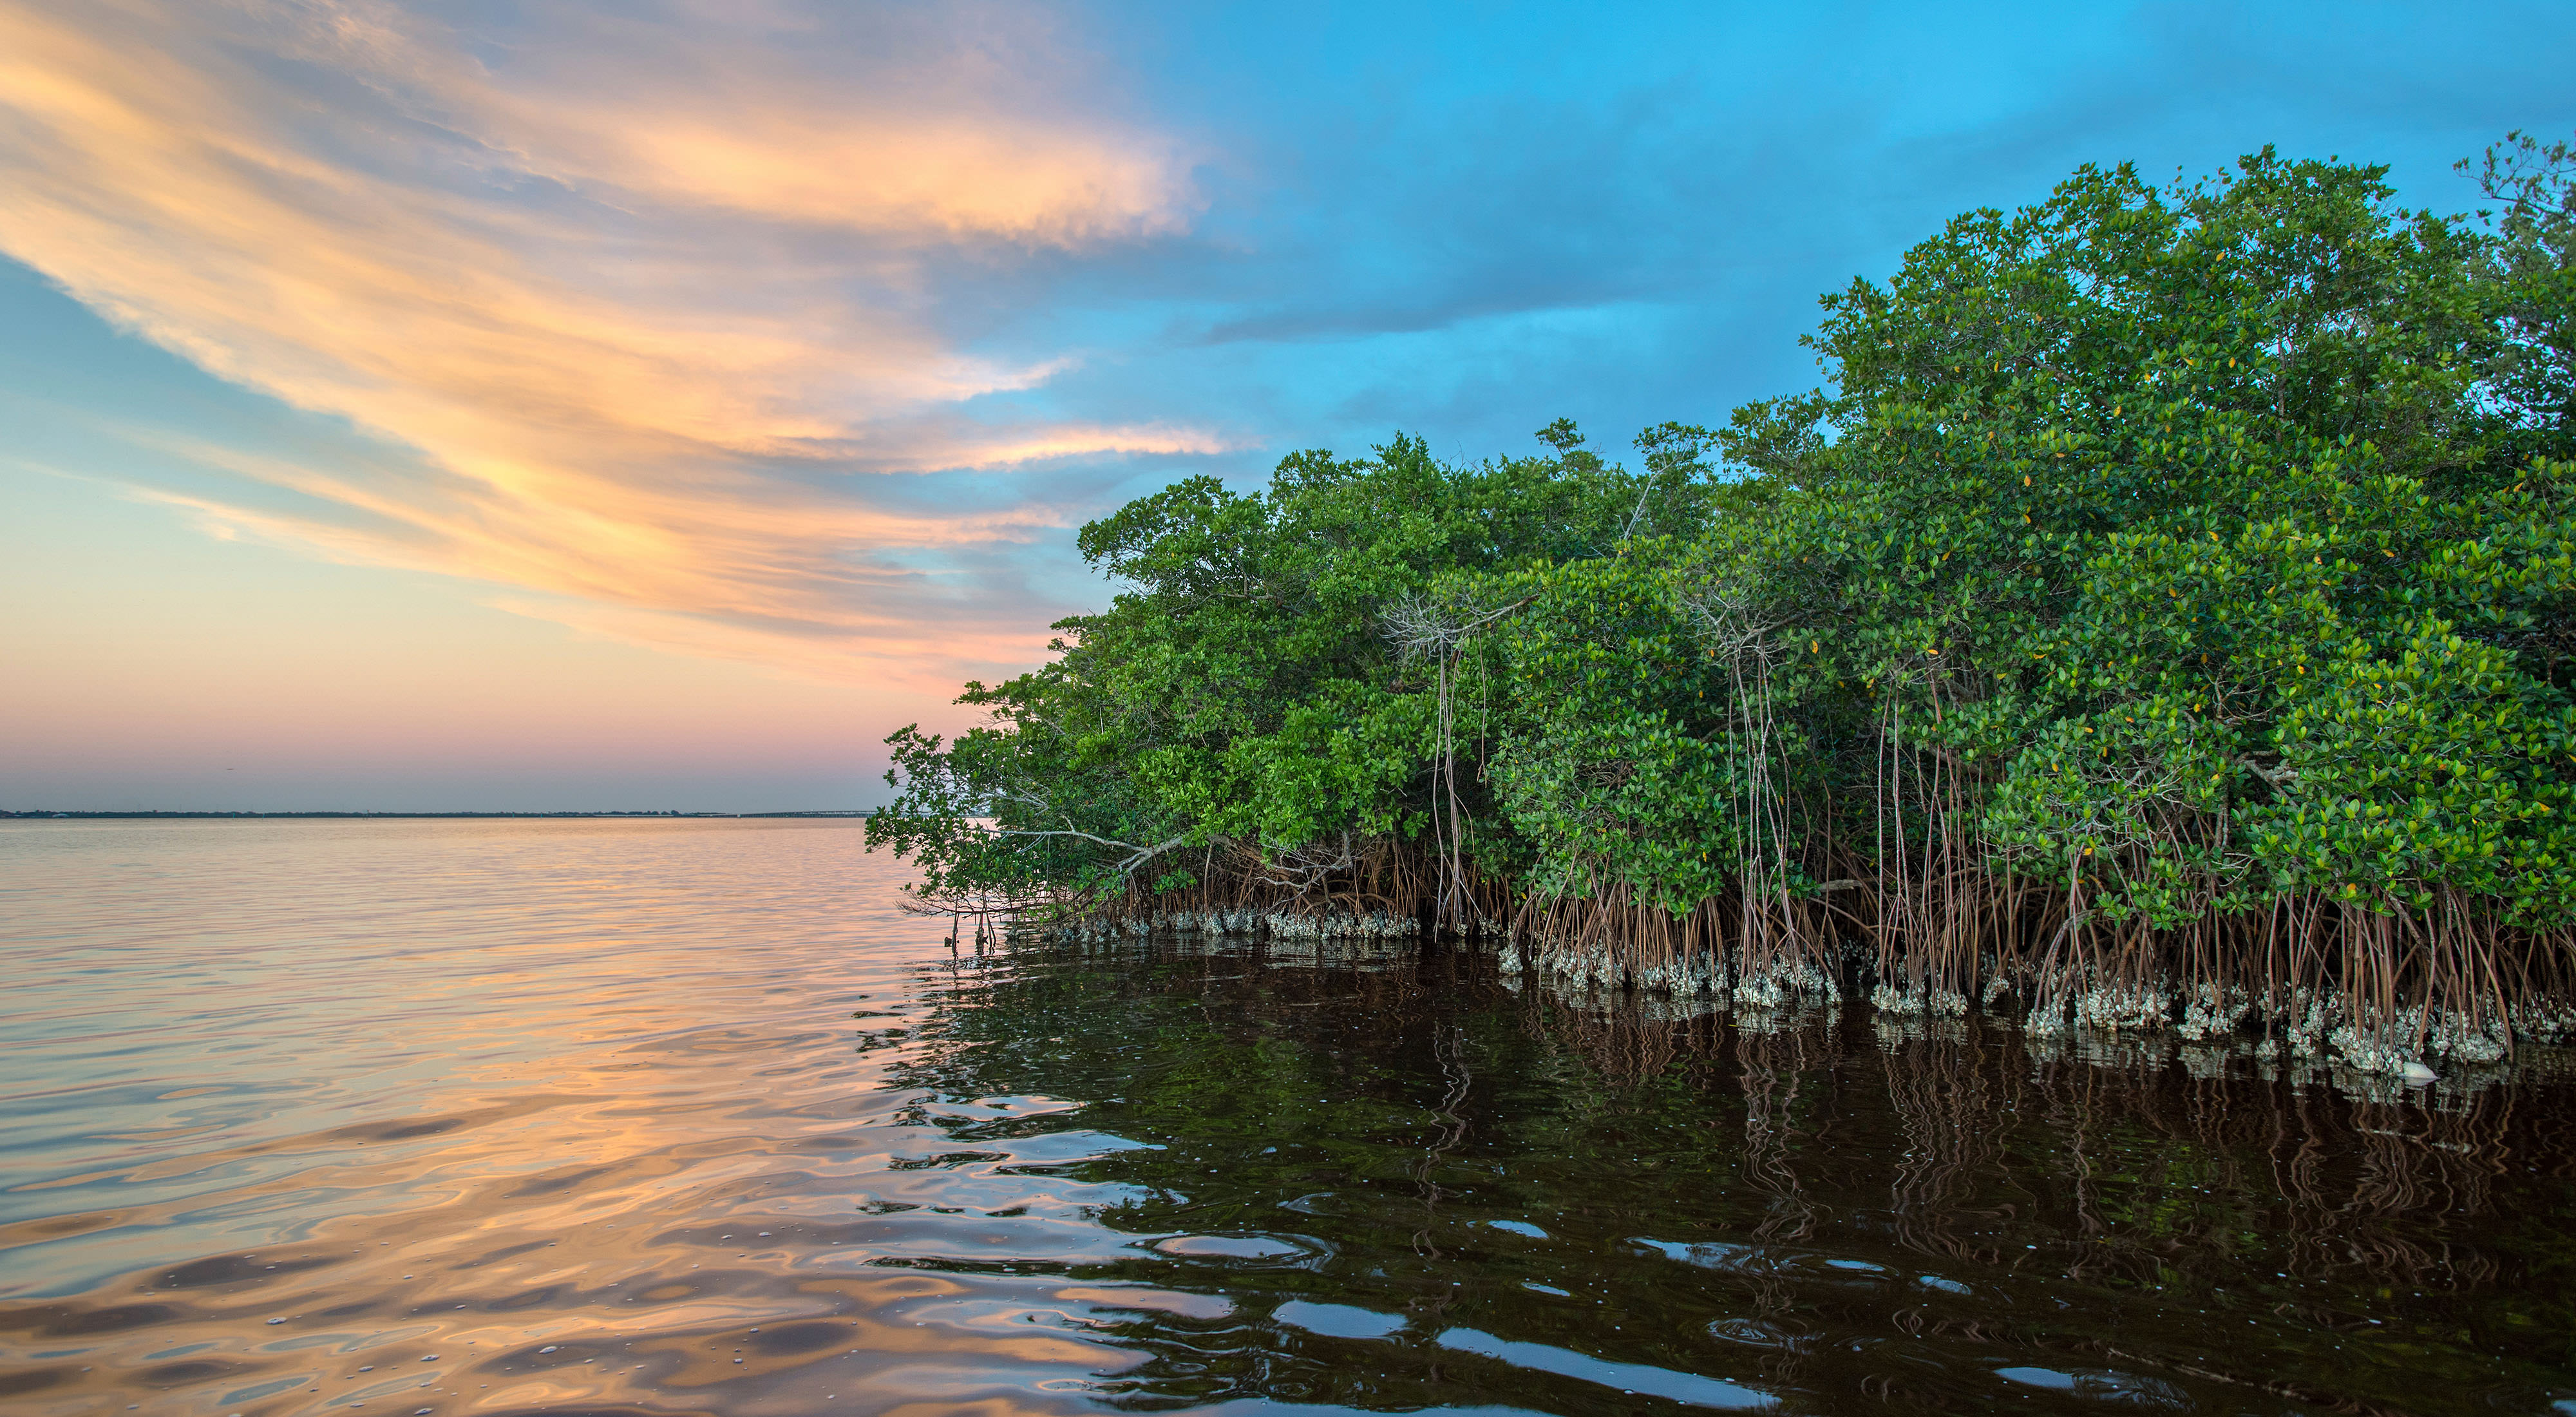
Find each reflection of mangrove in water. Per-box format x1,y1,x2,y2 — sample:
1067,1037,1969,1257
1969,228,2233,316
900,932,2576,1413
10,918,2571,1416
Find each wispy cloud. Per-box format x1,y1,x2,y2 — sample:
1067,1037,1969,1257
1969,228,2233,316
0,0,1216,683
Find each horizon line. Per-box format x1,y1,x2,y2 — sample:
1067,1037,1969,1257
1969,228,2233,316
1,810,876,820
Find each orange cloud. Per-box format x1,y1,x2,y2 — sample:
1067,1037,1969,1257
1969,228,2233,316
0,0,1215,685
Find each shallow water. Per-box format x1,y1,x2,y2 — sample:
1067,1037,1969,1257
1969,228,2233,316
3,819,2573,1416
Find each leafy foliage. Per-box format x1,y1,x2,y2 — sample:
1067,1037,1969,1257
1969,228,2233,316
869,138,2576,1046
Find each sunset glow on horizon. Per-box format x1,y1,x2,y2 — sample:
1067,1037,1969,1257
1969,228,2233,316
6,0,2568,810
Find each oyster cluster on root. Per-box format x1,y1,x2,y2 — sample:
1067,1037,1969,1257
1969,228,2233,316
2176,982,2255,1041
1481,930,2561,1077
1028,877,2575,1079
1261,910,1419,941
1050,907,1419,946
1870,982,1969,1017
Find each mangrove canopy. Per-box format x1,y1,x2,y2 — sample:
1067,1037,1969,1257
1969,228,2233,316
867,138,2576,1071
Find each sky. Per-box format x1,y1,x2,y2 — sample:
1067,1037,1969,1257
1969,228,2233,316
4,1,2571,812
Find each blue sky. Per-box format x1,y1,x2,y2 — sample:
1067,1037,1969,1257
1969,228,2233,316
3,0,2568,809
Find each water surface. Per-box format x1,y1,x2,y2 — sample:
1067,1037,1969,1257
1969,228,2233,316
3,819,2573,1416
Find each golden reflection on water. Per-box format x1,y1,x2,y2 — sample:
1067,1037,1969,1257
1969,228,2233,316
0,821,1155,1417
5,819,2575,1416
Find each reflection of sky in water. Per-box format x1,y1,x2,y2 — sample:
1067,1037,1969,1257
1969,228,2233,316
1274,1300,1406,1341
3,817,2575,1415
1438,1328,1765,1409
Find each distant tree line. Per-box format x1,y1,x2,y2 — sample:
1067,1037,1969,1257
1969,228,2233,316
867,138,2576,1071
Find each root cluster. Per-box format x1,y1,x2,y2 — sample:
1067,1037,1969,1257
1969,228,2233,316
973,840,2576,1075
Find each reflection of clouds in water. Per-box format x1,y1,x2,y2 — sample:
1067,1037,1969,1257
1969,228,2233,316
5,821,2574,1415
0,822,1207,1414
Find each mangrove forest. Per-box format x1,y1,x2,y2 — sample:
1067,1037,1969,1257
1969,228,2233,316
866,138,2576,1075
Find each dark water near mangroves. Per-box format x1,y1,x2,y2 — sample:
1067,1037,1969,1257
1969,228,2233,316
6,821,2576,1417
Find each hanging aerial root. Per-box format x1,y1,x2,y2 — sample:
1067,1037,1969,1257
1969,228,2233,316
947,830,2573,1075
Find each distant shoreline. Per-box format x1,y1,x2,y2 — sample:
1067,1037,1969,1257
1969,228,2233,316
0,810,871,820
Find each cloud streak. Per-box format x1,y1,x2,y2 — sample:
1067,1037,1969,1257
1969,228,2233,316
0,0,1214,685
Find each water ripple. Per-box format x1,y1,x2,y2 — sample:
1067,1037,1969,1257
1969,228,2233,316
5,818,2575,1415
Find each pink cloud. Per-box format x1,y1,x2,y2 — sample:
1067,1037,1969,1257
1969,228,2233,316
0,0,1217,683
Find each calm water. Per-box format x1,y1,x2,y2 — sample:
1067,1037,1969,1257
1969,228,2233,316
5,820,2575,1417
